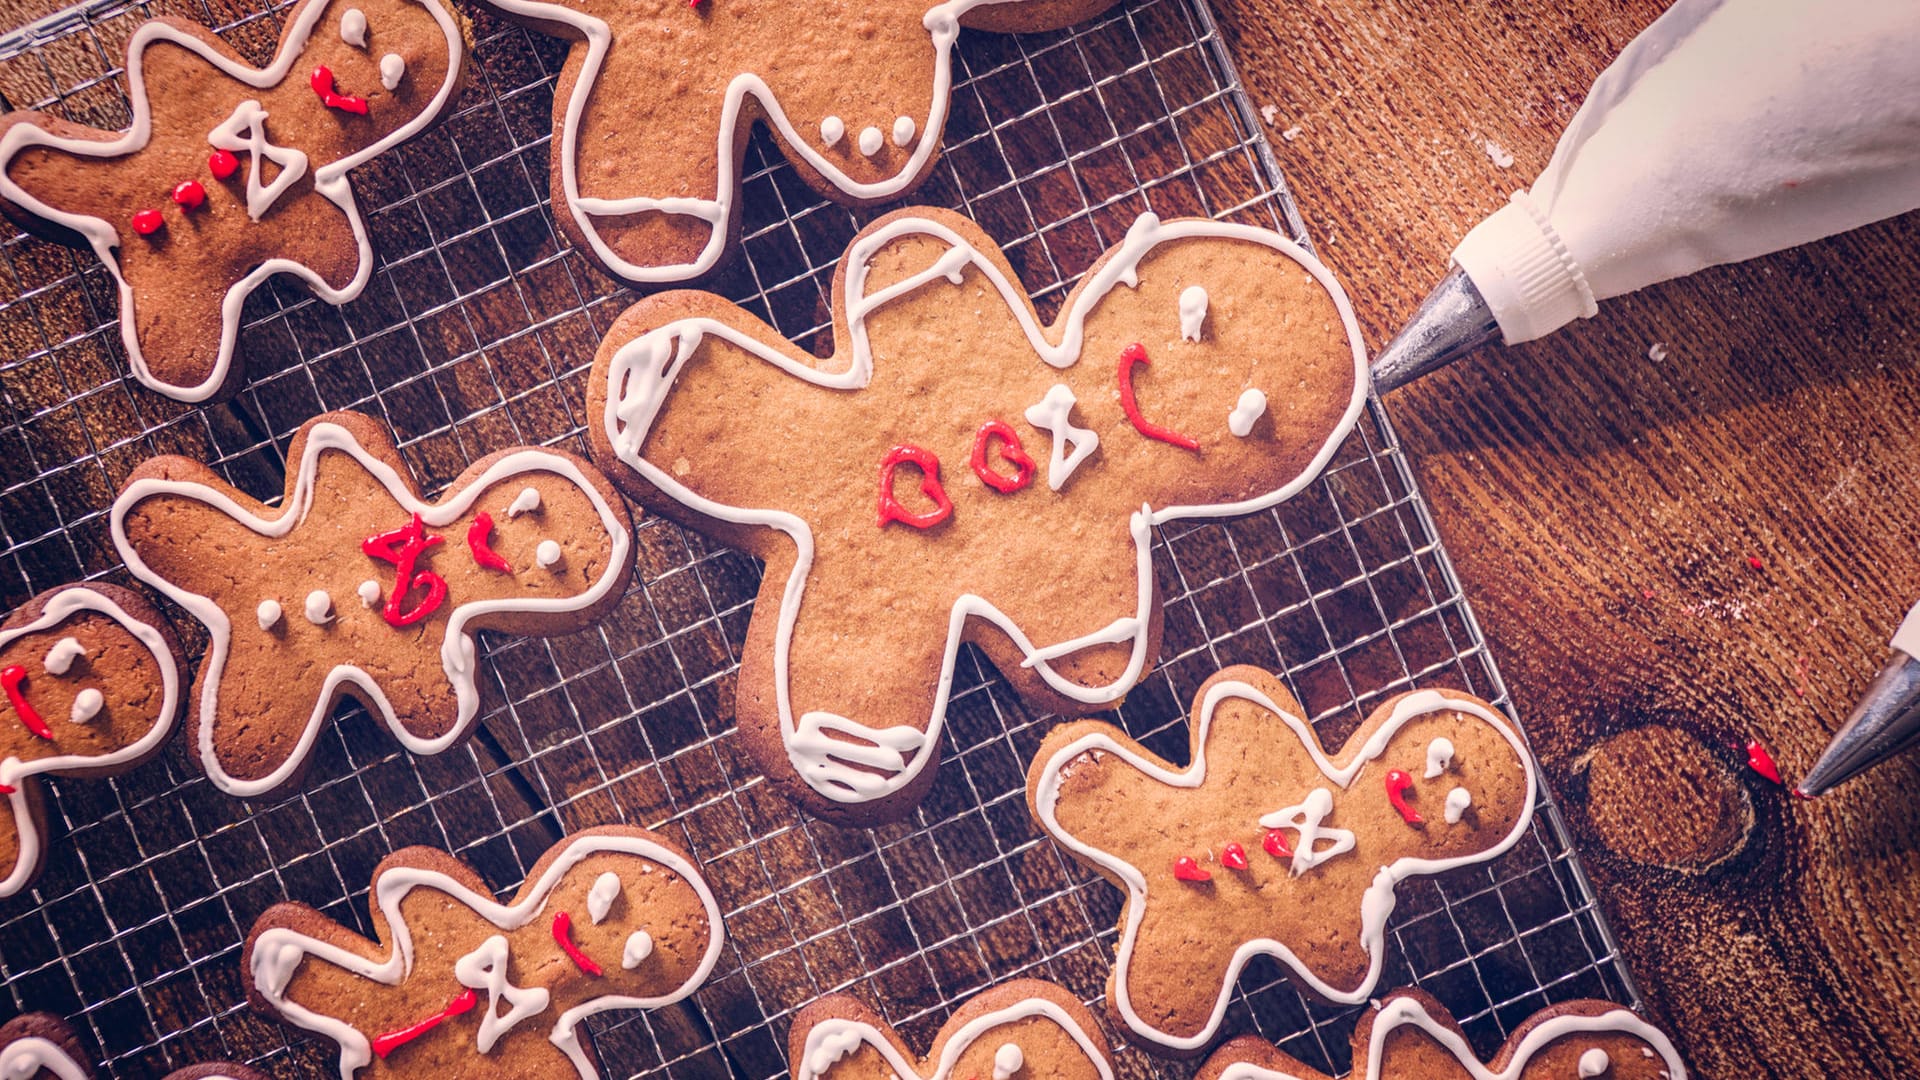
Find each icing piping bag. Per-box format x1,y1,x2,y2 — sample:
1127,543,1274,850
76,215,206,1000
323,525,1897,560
1371,0,1920,391
1797,601,1920,798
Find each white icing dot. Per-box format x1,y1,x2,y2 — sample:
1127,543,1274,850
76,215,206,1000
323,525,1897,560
992,1041,1024,1080
858,126,884,156
588,870,621,925
621,929,653,969
70,688,103,724
1444,786,1472,825
507,486,542,518
1227,388,1267,437
820,115,846,147
256,599,283,631
43,636,85,675
339,7,367,47
1578,1047,1611,1077
1425,736,1456,778
358,579,382,607
536,540,563,569
379,53,405,91
304,590,333,625
891,115,916,147
1178,284,1208,341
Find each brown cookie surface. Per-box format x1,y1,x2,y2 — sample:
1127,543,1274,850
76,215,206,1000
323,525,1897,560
789,979,1113,1080
243,824,724,1079
1195,988,1688,1079
0,1012,270,1080
110,410,634,798
0,583,183,900
589,207,1367,824
1026,667,1538,1052
0,0,468,401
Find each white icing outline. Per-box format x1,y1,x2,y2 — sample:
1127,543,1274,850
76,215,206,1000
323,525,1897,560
0,588,180,899
1031,686,1538,1050
109,422,631,798
249,831,724,1080
1212,996,1687,1080
795,997,1113,1080
0,0,464,401
0,1036,90,1080
601,212,1368,806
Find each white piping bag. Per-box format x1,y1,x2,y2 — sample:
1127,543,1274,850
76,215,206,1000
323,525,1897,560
1373,0,1920,390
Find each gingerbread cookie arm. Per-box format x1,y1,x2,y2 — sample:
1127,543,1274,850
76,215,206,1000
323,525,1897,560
790,979,1114,1080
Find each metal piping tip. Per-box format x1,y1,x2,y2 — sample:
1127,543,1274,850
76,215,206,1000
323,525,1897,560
1797,650,1920,797
1369,266,1502,393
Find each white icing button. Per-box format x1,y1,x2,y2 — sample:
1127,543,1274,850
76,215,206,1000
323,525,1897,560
358,579,382,607
507,486,542,518
1578,1047,1611,1077
43,636,85,675
621,929,653,969
1227,388,1267,437
1178,284,1209,341
304,590,333,625
891,115,916,147
70,688,104,724
1444,785,1472,825
379,53,406,91
339,7,367,47
858,126,885,156
256,599,283,631
820,115,846,147
1425,736,1455,778
587,870,621,925
536,540,563,569
992,1041,1024,1080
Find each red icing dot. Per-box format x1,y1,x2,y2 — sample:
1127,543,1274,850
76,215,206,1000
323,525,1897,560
208,148,239,179
1172,855,1211,882
371,987,478,1058
171,180,206,209
130,209,164,236
1117,342,1200,451
1384,768,1424,824
1747,555,1765,571
1,665,52,740
551,911,604,976
1219,842,1249,871
0,783,15,795
877,444,953,529
1262,828,1293,859
970,419,1036,494
1746,739,1785,786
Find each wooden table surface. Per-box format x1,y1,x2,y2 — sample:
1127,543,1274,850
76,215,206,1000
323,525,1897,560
1207,0,1920,1075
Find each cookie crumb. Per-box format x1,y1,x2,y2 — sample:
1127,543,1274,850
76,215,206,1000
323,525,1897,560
1260,104,1278,125
1647,342,1669,362
1281,124,1304,142
1483,138,1515,168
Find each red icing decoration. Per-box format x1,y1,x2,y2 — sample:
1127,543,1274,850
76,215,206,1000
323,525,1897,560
208,149,239,180
1262,828,1293,859
1747,555,1765,571
1384,768,1424,824
363,513,449,627
969,420,1035,493
1220,842,1249,871
1746,739,1785,786
1117,343,1200,451
1172,855,1211,882
1,666,52,740
371,987,478,1058
467,511,511,573
877,444,953,529
131,209,164,236
310,65,371,115
551,911,604,976
0,784,14,795
172,180,206,210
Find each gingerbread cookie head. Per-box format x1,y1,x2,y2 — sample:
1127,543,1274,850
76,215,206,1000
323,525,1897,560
0,584,183,900
0,1012,270,1080
110,411,633,798
244,825,724,1079
790,980,1113,1080
1026,667,1537,1051
479,0,1118,284
0,0,466,401
589,207,1367,823
1197,989,1688,1080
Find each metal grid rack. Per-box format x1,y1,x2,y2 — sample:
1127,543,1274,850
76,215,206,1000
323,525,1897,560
0,0,1645,1076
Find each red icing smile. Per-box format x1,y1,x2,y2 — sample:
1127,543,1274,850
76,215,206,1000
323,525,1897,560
1,665,51,740
1117,343,1200,451
551,911,604,976
467,511,512,572
311,65,371,115
1384,768,1423,824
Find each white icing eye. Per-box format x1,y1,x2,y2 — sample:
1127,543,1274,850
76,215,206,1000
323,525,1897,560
340,7,368,47
358,579,382,607
1424,736,1455,778
380,53,406,91
536,540,563,569
858,126,884,156
992,1042,1024,1080
70,688,104,724
43,636,85,675
1227,388,1266,438
891,115,916,147
507,486,542,518
820,115,846,147
1178,284,1208,341
1443,786,1472,824
621,929,653,969
587,870,621,925
304,590,333,624
257,599,283,630
1578,1047,1611,1077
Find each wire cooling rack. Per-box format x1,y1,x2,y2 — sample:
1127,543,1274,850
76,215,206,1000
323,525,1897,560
0,0,1647,1075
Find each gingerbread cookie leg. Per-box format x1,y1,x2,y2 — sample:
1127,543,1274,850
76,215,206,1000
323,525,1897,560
1,1012,271,1080
790,980,1114,1080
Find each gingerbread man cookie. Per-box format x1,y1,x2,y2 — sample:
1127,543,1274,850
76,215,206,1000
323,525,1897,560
0,583,183,900
477,0,1118,285
1026,667,1538,1051
244,825,723,1079
589,208,1367,823
1197,988,1688,1080
0,1013,271,1080
110,411,632,798
791,979,1113,1080
0,0,467,401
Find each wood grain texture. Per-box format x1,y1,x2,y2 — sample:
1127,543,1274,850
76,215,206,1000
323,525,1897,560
1209,0,1920,1076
